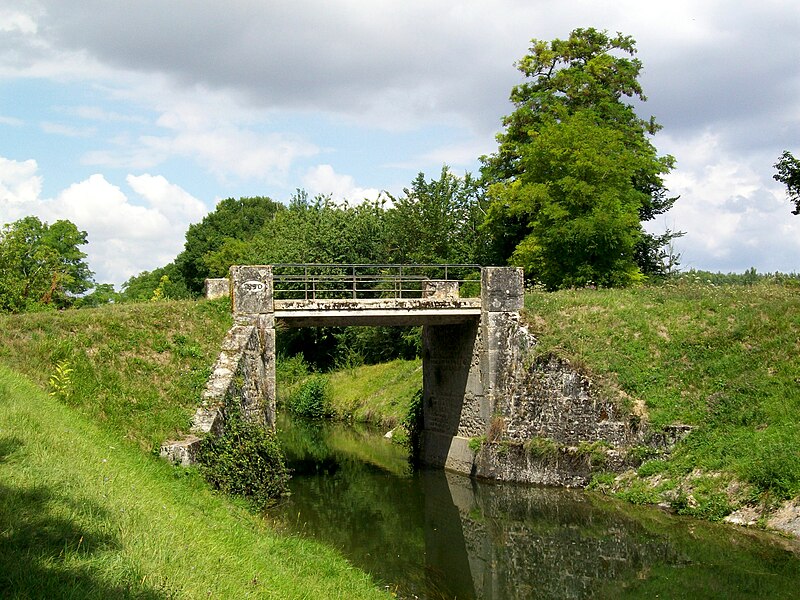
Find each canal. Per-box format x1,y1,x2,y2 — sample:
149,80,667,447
267,414,800,599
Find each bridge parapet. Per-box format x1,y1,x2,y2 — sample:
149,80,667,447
271,263,481,301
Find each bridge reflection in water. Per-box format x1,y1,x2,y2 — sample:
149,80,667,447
270,415,800,600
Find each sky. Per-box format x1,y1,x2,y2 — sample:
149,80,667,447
1,0,799,287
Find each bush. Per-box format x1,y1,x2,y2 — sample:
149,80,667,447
524,436,559,460
287,375,331,419
197,407,290,510
401,389,423,459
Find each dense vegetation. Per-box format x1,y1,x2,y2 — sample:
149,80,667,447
0,216,94,312
2,28,694,319
480,28,679,288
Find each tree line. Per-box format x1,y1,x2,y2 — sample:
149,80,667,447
3,28,798,315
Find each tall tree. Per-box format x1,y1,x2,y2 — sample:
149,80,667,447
481,28,678,288
774,150,800,215
0,216,94,312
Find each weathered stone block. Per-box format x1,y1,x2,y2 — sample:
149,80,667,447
481,267,524,312
230,265,273,315
160,435,202,466
423,280,460,299
204,278,230,300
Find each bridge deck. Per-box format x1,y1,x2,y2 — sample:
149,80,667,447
274,297,481,327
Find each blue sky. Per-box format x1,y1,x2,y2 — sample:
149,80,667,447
1,0,799,286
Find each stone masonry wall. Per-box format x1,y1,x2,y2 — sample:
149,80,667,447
471,313,653,486
160,266,276,466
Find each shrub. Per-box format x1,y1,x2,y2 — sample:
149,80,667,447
637,459,668,477
287,375,331,419
524,436,559,459
401,389,423,459
577,440,611,468
626,445,660,467
468,436,486,453
197,406,290,510
48,360,74,403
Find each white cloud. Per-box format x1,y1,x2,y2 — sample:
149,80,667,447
0,157,41,212
125,173,206,224
0,156,209,286
654,132,800,273
0,8,37,34
40,121,96,137
302,164,382,203
0,115,24,126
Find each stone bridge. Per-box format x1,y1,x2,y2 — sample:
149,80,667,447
163,263,656,482
179,264,527,473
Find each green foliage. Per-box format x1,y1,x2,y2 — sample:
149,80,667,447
627,445,661,467
673,268,800,287
197,406,290,510
276,352,311,387
740,428,800,500
773,150,800,215
577,440,611,468
481,28,678,287
387,166,488,264
176,195,284,294
524,435,559,459
287,374,332,419
468,436,486,453
637,459,668,477
0,216,94,312
72,283,119,308
614,479,661,505
587,472,616,490
119,264,192,303
401,389,423,459
47,360,74,403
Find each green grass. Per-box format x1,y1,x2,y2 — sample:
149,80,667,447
324,359,422,429
524,279,800,505
0,364,387,599
0,298,232,452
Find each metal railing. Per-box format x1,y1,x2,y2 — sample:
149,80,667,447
272,264,482,301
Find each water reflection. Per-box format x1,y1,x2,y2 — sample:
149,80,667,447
270,415,800,599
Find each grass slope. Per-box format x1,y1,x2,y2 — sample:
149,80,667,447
0,299,232,452
524,280,800,511
0,364,386,599
326,359,422,428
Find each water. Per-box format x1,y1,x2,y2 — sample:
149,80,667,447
268,414,800,599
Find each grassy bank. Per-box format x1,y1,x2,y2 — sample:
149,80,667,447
524,279,800,517
0,364,386,599
0,300,389,598
326,359,422,428
0,299,232,452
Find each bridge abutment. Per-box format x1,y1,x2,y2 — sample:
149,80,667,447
420,267,525,472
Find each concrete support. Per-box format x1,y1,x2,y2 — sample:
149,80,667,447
229,265,276,428
420,267,524,473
